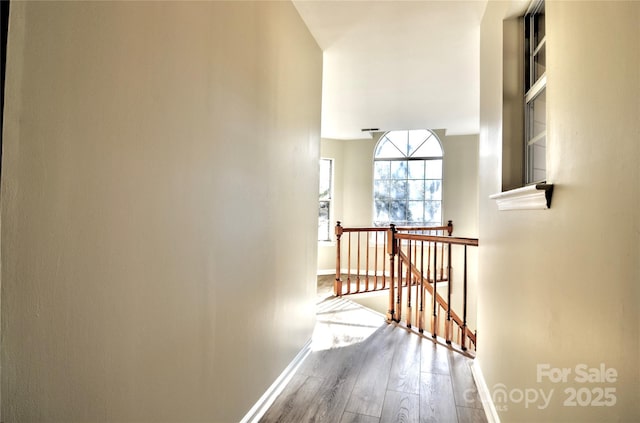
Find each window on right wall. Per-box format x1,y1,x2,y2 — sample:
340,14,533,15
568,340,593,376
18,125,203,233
492,0,553,210
524,0,546,184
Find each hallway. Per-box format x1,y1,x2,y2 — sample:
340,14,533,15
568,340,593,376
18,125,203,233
259,277,488,423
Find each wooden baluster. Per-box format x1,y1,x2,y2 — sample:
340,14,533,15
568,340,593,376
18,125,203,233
427,240,432,283
374,231,378,290
406,239,412,328
397,245,403,324
438,243,443,282
411,237,418,283
440,304,445,336
365,232,370,292
419,240,424,333
445,242,452,344
414,268,418,329
347,232,352,294
382,230,387,289
431,241,438,338
335,222,343,296
461,245,468,351
356,231,361,293
414,240,420,328
415,276,419,329
426,241,432,332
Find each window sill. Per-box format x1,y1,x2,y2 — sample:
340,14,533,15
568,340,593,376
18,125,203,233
489,184,553,211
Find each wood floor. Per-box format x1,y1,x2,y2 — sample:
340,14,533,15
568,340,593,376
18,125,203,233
259,277,488,423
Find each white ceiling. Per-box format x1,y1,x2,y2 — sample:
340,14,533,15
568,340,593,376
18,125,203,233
293,0,488,140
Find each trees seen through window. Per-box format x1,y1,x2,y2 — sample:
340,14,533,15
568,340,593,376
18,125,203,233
373,130,443,227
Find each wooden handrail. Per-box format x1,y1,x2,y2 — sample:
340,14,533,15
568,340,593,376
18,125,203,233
395,233,479,246
395,220,453,236
338,220,453,234
339,227,389,232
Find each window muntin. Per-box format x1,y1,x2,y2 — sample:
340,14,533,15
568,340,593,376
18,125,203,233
318,158,333,242
524,0,546,184
373,130,443,227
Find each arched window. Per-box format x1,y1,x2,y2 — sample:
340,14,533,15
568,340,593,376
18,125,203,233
373,129,443,226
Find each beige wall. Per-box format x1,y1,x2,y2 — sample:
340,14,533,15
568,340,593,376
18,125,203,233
1,1,321,421
438,131,479,238
478,1,639,421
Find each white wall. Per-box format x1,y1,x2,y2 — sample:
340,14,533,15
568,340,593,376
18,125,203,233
1,2,321,421
478,1,639,421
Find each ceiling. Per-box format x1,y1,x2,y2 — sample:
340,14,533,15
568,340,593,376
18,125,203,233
292,0,488,140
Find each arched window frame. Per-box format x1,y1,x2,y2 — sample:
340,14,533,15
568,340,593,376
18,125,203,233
372,129,443,227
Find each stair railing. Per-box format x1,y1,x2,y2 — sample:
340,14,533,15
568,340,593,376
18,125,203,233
334,220,478,352
390,228,479,351
334,221,452,296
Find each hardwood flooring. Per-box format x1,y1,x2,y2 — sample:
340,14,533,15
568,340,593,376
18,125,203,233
260,276,488,423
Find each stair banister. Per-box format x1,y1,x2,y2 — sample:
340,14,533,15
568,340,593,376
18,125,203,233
333,220,478,353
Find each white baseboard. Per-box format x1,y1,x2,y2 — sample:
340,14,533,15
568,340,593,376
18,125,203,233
470,359,501,423
317,269,335,276
239,339,312,423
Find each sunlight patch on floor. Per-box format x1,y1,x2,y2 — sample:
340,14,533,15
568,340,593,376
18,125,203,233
311,297,386,351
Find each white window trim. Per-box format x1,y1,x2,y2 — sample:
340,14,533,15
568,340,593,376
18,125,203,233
492,0,554,210
490,184,553,211
524,0,547,185
318,158,334,243
372,130,444,227
525,73,546,104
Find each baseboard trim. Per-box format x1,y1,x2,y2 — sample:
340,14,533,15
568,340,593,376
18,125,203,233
470,359,501,423
239,339,312,423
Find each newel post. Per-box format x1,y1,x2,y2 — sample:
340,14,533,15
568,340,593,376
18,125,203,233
386,224,397,322
334,222,343,296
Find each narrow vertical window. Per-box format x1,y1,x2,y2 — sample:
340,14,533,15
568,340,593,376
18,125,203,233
373,130,443,227
318,158,333,241
524,0,546,184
